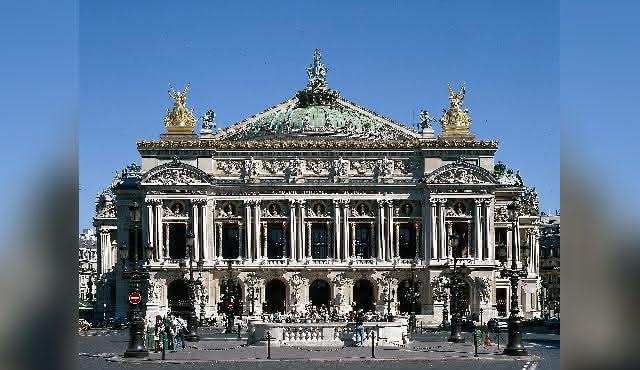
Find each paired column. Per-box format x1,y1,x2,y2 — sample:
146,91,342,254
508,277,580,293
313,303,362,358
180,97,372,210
192,201,200,261
163,223,170,259
244,201,252,260
341,201,350,261
145,199,154,261
376,200,385,261
333,200,341,260
485,199,494,261
289,201,297,261
429,198,438,260
252,201,261,260
474,199,483,260
438,199,447,259
385,201,394,260
261,222,267,259
155,201,163,261
421,200,429,261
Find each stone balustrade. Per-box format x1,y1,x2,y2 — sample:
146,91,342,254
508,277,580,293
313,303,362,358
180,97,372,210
246,318,408,347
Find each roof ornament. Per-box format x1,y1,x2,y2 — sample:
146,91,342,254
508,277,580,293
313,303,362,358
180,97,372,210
164,83,197,133
201,109,216,134
306,48,328,89
438,84,473,138
419,110,434,130
297,49,340,107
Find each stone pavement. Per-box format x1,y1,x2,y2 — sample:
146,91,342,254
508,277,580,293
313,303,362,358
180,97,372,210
97,334,539,364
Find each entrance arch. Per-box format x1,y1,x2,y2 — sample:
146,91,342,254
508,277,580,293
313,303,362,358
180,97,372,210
167,279,190,319
264,279,286,314
309,279,331,308
353,279,375,312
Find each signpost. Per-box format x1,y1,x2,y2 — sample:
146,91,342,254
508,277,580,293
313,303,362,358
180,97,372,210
128,292,141,305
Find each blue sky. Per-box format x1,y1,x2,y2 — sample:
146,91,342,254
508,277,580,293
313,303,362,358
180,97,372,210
79,1,559,230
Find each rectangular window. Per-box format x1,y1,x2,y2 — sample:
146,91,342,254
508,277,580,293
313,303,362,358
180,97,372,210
354,224,372,258
267,224,285,259
311,224,328,259
221,225,240,259
128,227,144,261
398,223,416,259
168,223,187,259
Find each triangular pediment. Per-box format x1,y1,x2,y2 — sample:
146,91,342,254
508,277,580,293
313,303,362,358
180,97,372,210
212,95,421,142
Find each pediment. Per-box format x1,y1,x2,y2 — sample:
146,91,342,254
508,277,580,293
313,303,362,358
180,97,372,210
423,160,498,185
141,158,210,186
212,96,421,142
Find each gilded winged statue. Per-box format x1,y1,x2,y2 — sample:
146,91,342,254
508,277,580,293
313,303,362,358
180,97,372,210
164,83,197,132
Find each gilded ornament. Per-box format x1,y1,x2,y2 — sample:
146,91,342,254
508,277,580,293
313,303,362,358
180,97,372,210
164,83,197,133
439,85,472,136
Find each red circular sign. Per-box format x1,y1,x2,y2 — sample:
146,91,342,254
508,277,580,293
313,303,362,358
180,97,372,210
128,292,142,305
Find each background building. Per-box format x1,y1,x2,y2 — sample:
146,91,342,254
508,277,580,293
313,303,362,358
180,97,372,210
96,50,542,325
539,213,560,318
79,228,97,320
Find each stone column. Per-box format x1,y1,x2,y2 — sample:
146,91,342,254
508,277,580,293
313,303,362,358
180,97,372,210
237,223,244,259
421,200,429,261
202,201,209,261
145,200,154,261
333,200,341,261
164,223,170,259
394,223,400,259
387,201,394,260
369,222,375,259
99,230,108,274
192,201,199,261
289,201,297,261
486,199,494,261
296,201,302,261
326,222,332,259
438,199,446,259
376,200,385,261
306,222,312,260
261,222,267,259
155,202,163,261
474,198,483,260
342,201,350,261
430,198,438,260
244,202,252,261
216,223,223,258
300,201,306,261
350,222,356,259
253,201,261,261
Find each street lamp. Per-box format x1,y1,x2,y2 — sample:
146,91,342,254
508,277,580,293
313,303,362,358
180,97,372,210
220,260,237,333
446,231,471,343
404,263,421,333
497,200,528,356
185,228,200,342
123,200,149,358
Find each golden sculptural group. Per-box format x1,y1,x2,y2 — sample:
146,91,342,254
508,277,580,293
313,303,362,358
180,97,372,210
439,85,472,136
163,83,197,133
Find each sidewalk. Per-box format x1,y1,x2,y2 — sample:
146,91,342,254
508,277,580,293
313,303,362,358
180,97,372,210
103,334,540,364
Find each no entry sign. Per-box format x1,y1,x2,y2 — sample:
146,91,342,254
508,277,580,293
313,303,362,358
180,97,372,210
128,291,142,305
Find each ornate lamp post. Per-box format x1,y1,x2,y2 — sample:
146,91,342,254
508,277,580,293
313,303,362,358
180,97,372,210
404,262,421,333
381,274,395,321
123,200,150,358
497,200,528,356
445,232,471,343
220,260,237,333
197,261,207,325
431,276,449,329
185,228,200,342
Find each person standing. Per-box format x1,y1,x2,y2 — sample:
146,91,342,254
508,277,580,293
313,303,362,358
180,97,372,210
355,309,365,346
177,316,187,349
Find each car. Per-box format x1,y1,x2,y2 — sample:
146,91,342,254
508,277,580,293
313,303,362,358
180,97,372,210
544,317,560,328
487,318,508,332
78,319,91,331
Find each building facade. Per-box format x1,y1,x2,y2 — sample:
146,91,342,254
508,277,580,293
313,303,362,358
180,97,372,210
79,229,98,319
95,50,541,325
539,214,560,318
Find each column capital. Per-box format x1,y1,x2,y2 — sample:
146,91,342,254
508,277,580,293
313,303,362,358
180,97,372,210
192,198,207,206
337,199,350,208
145,198,162,206
474,198,484,206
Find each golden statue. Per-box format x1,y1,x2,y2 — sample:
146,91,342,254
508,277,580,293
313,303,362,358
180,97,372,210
439,84,472,136
164,83,197,133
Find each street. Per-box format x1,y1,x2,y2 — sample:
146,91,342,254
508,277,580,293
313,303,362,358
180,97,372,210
77,328,559,369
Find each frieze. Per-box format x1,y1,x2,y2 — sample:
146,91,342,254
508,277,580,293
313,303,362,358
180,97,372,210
494,205,509,222
137,138,499,151
243,157,260,183
217,160,243,175
423,159,498,185
306,160,331,175
351,160,376,175
262,160,288,175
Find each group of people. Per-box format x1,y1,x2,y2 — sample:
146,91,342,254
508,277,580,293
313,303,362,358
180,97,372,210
146,313,188,352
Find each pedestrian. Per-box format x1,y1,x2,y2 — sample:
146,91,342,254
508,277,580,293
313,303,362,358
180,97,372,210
165,315,175,351
177,316,187,349
154,315,163,352
146,318,155,351
355,309,365,346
